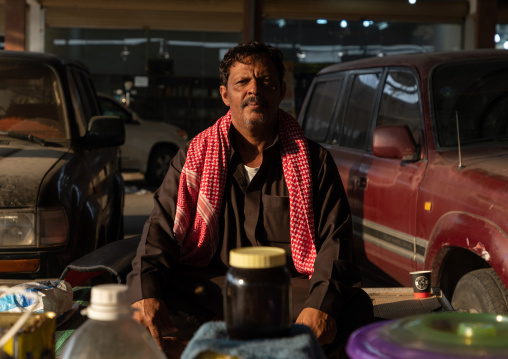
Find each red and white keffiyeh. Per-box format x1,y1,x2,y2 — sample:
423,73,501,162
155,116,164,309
173,109,317,275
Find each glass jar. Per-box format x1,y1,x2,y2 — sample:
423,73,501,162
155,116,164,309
224,247,292,340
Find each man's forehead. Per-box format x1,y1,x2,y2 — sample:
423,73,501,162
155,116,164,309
229,55,275,73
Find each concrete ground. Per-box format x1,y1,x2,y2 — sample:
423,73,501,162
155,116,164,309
122,172,157,237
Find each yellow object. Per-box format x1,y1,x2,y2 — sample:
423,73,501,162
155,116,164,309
457,322,497,337
196,350,241,359
229,247,286,268
424,202,432,211
1,312,56,359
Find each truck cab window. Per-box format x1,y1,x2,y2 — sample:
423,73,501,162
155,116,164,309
302,78,343,143
340,72,381,150
377,70,422,147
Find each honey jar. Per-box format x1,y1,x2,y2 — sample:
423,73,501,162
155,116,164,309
224,247,292,340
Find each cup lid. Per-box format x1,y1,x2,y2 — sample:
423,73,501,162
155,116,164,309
347,312,508,359
229,247,286,268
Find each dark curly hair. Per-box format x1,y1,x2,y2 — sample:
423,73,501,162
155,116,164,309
219,41,285,86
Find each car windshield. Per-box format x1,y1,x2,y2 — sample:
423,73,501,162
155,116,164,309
0,60,67,140
432,58,508,148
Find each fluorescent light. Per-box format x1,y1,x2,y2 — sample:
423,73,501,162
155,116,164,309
316,19,328,25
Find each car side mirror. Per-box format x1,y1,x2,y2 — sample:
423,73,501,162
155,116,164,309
122,112,134,124
372,125,418,160
85,116,125,149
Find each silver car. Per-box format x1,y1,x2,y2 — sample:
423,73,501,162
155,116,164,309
98,94,188,186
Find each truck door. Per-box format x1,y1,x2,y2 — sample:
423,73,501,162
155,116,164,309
353,68,427,286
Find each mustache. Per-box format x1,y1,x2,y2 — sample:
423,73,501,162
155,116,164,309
241,96,268,108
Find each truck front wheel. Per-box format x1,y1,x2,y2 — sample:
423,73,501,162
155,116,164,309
451,268,508,313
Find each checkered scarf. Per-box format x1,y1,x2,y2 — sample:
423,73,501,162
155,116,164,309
173,109,317,275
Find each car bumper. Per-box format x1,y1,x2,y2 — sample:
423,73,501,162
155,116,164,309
0,250,65,279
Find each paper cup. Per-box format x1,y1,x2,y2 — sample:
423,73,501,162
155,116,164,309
410,270,432,298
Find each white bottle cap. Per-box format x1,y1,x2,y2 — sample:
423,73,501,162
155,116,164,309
85,284,133,321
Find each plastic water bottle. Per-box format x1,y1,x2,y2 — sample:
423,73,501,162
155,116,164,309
60,284,167,359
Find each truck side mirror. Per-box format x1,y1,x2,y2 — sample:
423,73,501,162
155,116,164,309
85,116,125,149
372,125,418,160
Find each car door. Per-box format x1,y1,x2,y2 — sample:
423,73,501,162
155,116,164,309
300,71,367,203
350,68,427,286
322,69,390,280
328,69,382,220
300,72,367,211
69,68,119,247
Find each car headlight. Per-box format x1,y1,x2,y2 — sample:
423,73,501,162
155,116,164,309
0,208,69,246
177,129,189,141
0,212,35,246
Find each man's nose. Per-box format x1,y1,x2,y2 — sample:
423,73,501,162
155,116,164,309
247,79,262,95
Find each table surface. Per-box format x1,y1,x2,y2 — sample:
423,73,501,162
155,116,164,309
363,287,453,319
54,286,454,357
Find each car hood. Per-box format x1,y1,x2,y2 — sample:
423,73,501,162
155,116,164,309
439,145,508,180
128,120,187,145
124,120,187,150
0,145,66,208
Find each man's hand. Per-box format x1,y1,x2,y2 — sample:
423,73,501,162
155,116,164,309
295,307,337,345
132,298,177,349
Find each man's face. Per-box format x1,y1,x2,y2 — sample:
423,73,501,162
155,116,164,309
220,55,286,131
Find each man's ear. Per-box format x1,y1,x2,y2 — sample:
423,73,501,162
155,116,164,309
220,85,230,107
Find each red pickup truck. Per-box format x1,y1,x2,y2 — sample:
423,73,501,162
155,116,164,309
299,49,508,313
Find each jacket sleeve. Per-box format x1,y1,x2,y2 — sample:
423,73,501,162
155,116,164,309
303,141,362,321
126,144,189,303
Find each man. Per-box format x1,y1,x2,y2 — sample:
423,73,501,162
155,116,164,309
127,41,373,357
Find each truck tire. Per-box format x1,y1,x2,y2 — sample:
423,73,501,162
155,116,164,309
451,268,508,313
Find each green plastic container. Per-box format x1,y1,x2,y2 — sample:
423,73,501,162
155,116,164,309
347,312,508,358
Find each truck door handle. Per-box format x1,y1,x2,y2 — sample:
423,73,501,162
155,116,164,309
359,176,368,189
353,176,368,190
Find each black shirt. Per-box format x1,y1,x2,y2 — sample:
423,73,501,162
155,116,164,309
127,125,359,321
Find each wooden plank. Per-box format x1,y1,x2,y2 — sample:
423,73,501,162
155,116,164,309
363,287,454,319
41,0,470,30
41,0,242,13
45,8,242,32
263,0,469,22
5,0,25,50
